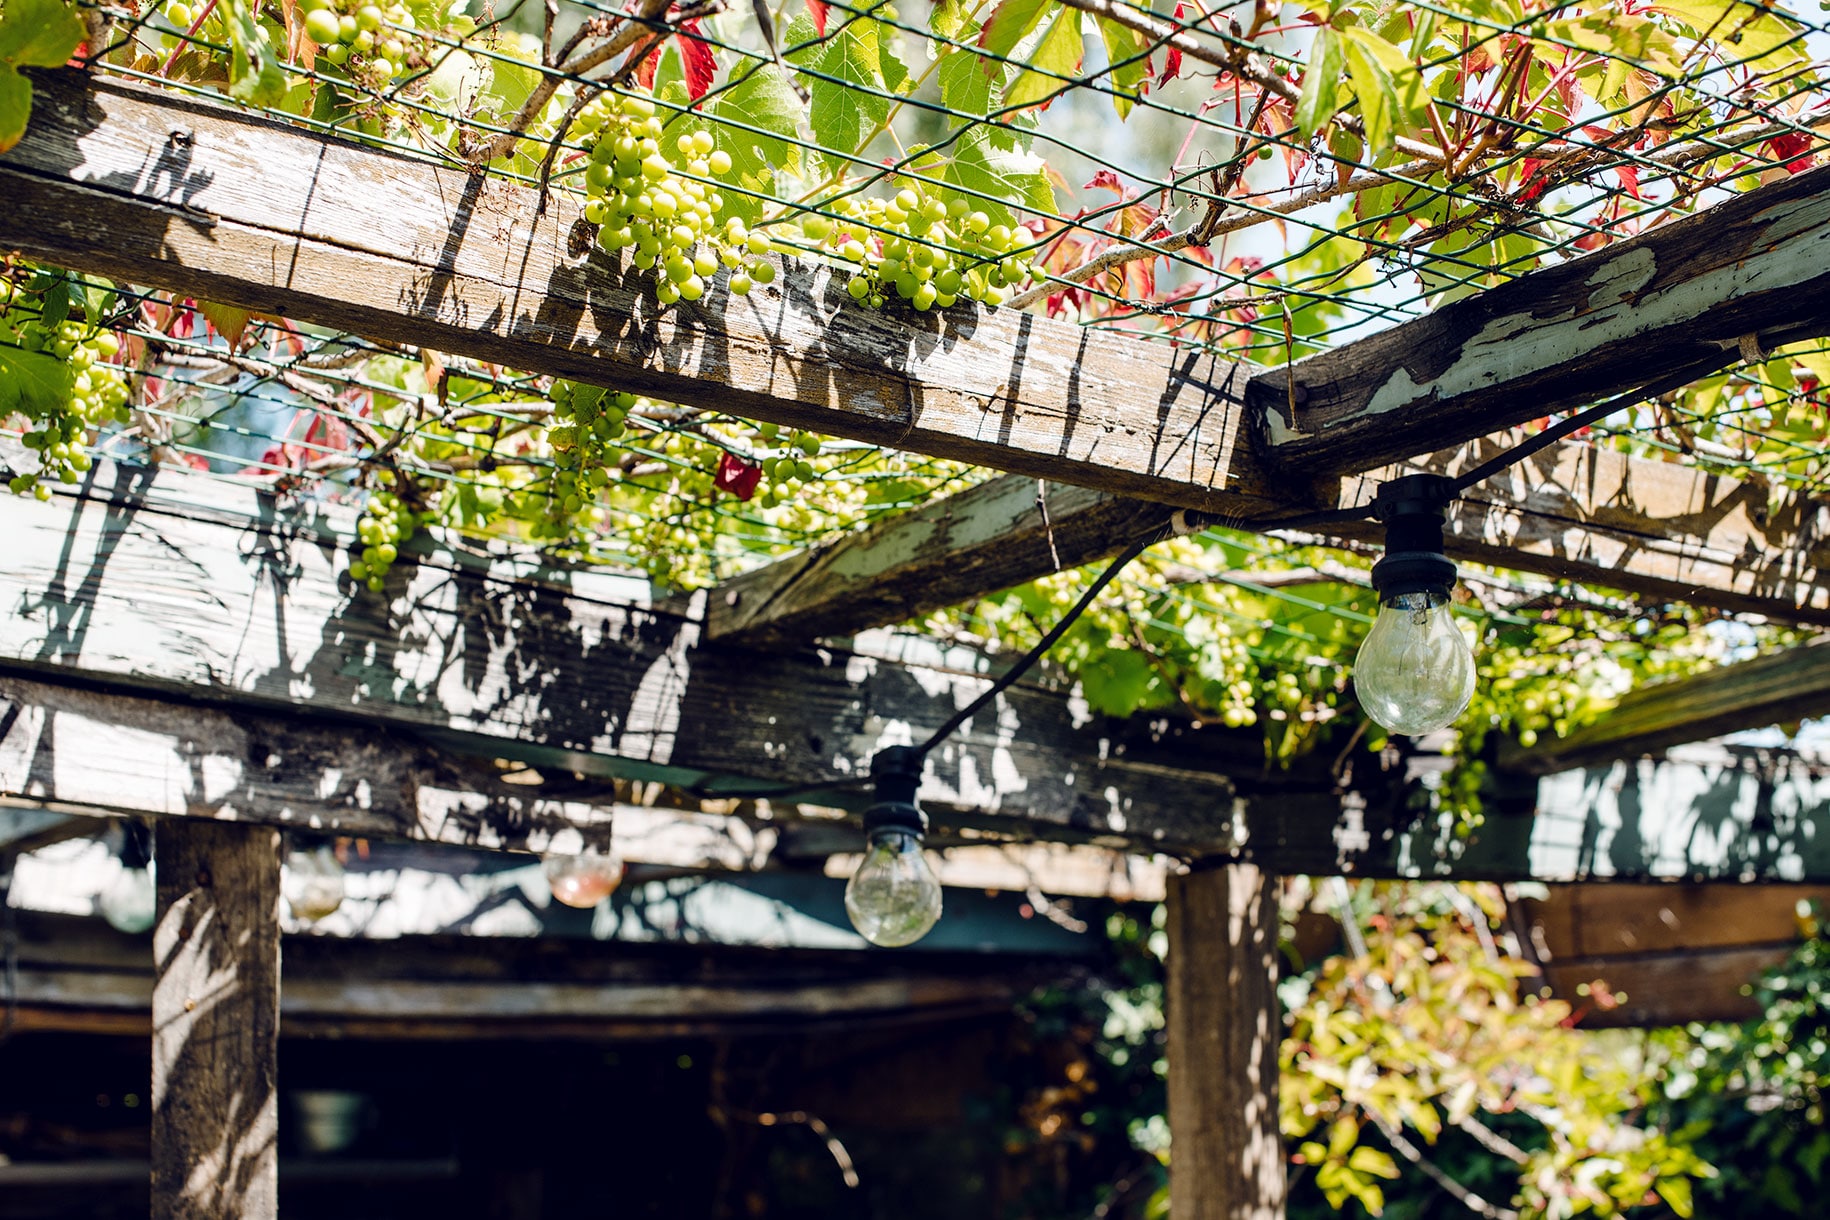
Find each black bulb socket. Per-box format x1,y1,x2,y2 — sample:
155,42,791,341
119,820,153,870
863,745,928,837
1369,474,1458,604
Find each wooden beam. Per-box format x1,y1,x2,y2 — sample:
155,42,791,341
152,820,282,1220
10,460,1830,879
707,477,1175,644
1252,161,1830,475
0,71,1272,517
1165,862,1283,1220
1497,640,1830,775
0,674,622,853
710,428,1830,648
0,460,1252,854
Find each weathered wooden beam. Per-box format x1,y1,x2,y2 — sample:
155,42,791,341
0,71,1272,517
710,429,1830,648
707,477,1176,644
1166,862,1283,1220
152,820,282,1220
1497,640,1830,775
0,459,1251,854
1253,161,1830,475
10,459,1830,879
0,674,623,852
1234,740,1830,883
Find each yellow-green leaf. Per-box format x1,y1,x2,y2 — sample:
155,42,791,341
1005,10,1083,111
1295,27,1345,138
0,0,86,67
1095,16,1150,119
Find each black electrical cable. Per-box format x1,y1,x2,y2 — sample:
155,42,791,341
1448,367,1709,495
695,529,1160,801
914,532,1154,757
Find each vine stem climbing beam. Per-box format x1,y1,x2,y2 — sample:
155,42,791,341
8,72,1830,525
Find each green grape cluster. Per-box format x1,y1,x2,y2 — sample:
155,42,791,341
2,287,130,500
800,186,1043,311
348,486,420,591
300,1,420,85
576,95,775,307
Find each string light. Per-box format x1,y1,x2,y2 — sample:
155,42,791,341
844,747,942,948
1352,475,1476,737
98,821,155,935
544,844,625,909
283,839,348,923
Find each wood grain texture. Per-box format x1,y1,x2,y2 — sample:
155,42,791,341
1166,863,1284,1220
0,458,1245,854
1498,640,1830,774
0,674,623,853
707,477,1177,643
1529,881,1830,958
1253,161,1830,474
152,820,282,1220
0,71,1269,516
1541,945,1798,1027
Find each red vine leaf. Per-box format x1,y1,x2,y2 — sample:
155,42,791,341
714,452,763,500
677,19,717,101
1767,132,1816,174
805,0,828,36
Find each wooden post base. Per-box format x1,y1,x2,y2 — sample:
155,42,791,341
1166,862,1284,1220
151,821,282,1220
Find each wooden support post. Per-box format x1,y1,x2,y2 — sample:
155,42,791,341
151,821,283,1220
1166,863,1284,1220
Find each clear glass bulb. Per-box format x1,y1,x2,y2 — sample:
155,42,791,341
544,847,625,909
284,844,347,923
845,829,942,948
98,863,156,935
1354,590,1476,737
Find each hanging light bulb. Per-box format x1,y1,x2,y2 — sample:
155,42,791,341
1354,474,1476,737
543,844,625,909
284,839,347,923
98,821,156,935
845,746,943,948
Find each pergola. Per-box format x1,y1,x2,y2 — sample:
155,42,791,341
4,66,1830,1219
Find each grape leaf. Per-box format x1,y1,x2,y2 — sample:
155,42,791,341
223,0,288,108
1652,0,1806,69
0,0,85,66
1295,26,1345,138
787,14,905,166
1095,16,1151,119
928,124,1058,227
938,47,994,121
1077,648,1163,717
0,344,73,419
1005,10,1082,112
0,64,30,155
0,0,85,153
1340,26,1427,157
978,0,1052,63
708,63,805,226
